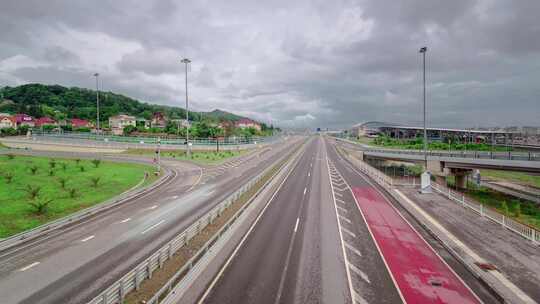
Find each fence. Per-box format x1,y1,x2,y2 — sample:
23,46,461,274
87,142,297,304
32,130,279,146
340,147,539,245
431,182,539,244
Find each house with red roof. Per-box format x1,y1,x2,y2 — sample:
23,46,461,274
0,115,16,129
235,118,261,131
13,114,35,128
35,117,57,127
70,118,91,129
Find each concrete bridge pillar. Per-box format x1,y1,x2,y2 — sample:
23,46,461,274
449,168,472,190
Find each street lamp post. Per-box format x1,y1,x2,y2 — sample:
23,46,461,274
419,46,431,193
181,58,191,157
93,73,100,134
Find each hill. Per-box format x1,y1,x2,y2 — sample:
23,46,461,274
0,83,253,124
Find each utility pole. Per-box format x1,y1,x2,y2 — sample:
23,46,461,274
419,46,431,193
93,73,100,134
181,58,191,157
156,137,161,173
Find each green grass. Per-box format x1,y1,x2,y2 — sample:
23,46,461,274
480,169,540,189
0,154,156,238
446,177,540,229
125,148,247,165
354,135,511,151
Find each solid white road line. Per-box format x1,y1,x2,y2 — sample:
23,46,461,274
198,145,307,304
294,217,300,233
80,235,95,242
19,262,40,272
141,220,165,235
120,218,131,223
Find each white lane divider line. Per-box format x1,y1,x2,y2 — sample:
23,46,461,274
294,217,300,233
172,195,179,199
335,192,343,197
339,215,352,224
308,171,311,177
80,235,95,242
336,198,347,205
334,186,348,192
349,262,371,284
303,187,307,196
120,218,131,223
19,262,40,272
337,205,348,213
141,220,165,235
342,227,357,238
144,205,159,211
345,242,362,257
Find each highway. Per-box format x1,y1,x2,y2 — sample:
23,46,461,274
0,137,302,304
199,136,501,304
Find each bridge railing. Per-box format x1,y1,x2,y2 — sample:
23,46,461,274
363,148,540,162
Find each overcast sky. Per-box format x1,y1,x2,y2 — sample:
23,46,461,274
1,0,539,129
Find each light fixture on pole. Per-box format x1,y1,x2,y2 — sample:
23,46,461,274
180,58,191,157
419,46,431,193
93,73,100,134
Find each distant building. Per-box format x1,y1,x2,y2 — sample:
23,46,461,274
170,119,190,128
235,118,261,131
13,114,35,128
70,118,91,129
0,115,15,129
151,112,167,128
109,114,136,135
136,117,150,129
35,117,57,127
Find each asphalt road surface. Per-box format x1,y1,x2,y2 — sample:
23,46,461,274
201,136,500,304
0,137,302,304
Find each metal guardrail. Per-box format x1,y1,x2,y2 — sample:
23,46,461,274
340,147,539,245
32,130,280,146
364,148,540,162
87,141,298,304
333,136,540,161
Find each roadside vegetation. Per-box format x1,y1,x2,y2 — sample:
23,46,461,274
0,154,156,238
446,176,540,229
480,169,540,189
125,148,246,165
354,135,511,151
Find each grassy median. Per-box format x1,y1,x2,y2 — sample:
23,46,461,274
125,148,247,165
0,154,157,238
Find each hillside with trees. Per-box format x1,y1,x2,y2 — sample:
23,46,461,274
0,83,254,125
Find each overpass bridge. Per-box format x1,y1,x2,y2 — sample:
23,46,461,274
333,137,540,188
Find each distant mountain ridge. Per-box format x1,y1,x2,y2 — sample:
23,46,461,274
0,83,255,124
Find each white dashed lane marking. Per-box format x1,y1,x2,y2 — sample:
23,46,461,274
19,262,40,272
80,235,95,242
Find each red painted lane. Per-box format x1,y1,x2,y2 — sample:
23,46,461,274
352,186,481,304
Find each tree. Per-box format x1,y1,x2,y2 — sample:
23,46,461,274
29,198,53,214
24,185,42,200
123,125,137,135
91,159,101,168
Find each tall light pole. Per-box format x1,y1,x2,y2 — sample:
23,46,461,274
93,73,100,134
181,58,191,157
419,46,431,193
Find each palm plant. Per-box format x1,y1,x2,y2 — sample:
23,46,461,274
29,199,53,214
29,165,39,175
24,185,42,200
90,176,101,188
4,172,14,184
91,159,101,168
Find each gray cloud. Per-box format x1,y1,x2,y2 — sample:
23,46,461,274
0,0,539,129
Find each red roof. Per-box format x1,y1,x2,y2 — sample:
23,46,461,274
236,118,258,125
70,118,90,127
13,114,34,123
35,117,56,126
0,115,16,124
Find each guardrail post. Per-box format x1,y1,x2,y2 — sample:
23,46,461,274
135,269,141,290
147,264,153,279
502,215,506,227
462,194,465,207
532,229,537,244
480,204,484,217
101,293,108,304
159,252,164,269
119,280,125,302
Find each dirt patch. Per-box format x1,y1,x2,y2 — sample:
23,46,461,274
123,157,286,304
